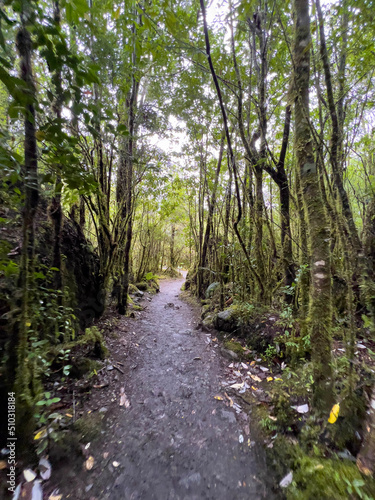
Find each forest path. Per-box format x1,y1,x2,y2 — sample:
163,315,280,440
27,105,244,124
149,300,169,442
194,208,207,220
69,277,275,499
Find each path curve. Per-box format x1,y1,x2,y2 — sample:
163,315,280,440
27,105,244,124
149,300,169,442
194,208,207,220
75,277,274,499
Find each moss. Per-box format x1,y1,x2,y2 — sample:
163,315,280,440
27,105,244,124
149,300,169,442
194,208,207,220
288,455,375,499
75,326,108,359
128,283,139,294
73,412,103,444
70,357,102,378
132,304,143,311
223,340,252,360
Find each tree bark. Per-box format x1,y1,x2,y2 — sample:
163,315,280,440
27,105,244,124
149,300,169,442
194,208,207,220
294,0,333,410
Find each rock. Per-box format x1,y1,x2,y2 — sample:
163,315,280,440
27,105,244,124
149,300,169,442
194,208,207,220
215,307,239,332
205,282,220,299
135,282,148,291
202,314,215,330
220,348,239,360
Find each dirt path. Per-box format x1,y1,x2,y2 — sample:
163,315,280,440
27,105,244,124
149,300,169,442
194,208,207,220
67,277,275,499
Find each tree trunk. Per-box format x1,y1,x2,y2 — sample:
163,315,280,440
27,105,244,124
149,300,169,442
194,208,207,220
12,5,40,413
294,0,333,410
198,135,225,296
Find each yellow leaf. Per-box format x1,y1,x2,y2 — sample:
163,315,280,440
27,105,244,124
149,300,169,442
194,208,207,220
65,413,73,418
275,377,283,381
85,456,95,471
0,460,6,470
328,403,340,424
26,321,31,327
250,375,261,382
251,386,258,391
250,361,256,366
214,396,223,401
34,428,47,441
267,377,273,382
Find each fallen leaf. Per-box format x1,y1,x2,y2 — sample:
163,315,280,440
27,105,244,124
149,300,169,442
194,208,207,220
230,382,244,390
39,458,51,480
65,413,73,418
269,416,277,421
250,361,256,366
244,424,250,435
112,461,120,468
34,428,48,441
224,392,234,407
214,396,223,401
193,357,201,360
24,468,37,482
0,460,6,470
259,366,269,372
292,404,309,414
85,456,95,471
328,403,340,424
239,434,244,443
275,377,283,381
30,480,43,500
119,387,130,408
250,374,261,382
267,377,273,382
212,338,218,342
280,471,293,488
48,489,62,500
103,452,109,459
251,386,258,391
241,362,248,369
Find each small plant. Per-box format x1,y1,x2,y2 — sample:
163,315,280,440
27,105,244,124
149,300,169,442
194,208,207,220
34,392,65,455
263,344,277,361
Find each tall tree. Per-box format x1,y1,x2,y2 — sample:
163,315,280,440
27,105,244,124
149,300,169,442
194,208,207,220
293,0,333,409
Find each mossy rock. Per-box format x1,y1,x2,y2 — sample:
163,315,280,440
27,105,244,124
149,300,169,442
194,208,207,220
135,282,148,291
223,340,251,360
70,357,102,378
202,313,215,329
206,282,220,299
288,455,375,499
201,304,211,319
215,305,244,333
73,412,104,444
148,278,160,293
128,283,140,294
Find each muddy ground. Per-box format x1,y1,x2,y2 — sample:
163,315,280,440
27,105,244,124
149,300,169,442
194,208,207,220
57,277,278,500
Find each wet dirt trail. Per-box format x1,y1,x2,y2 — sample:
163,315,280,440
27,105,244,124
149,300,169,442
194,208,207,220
71,277,275,500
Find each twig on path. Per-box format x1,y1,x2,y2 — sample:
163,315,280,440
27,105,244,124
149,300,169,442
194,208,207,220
114,364,125,374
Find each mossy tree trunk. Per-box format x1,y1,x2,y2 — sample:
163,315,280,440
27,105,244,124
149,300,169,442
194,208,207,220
50,0,63,292
11,3,41,425
293,0,333,410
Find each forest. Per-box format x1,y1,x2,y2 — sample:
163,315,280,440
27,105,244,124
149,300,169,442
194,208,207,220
0,0,375,498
